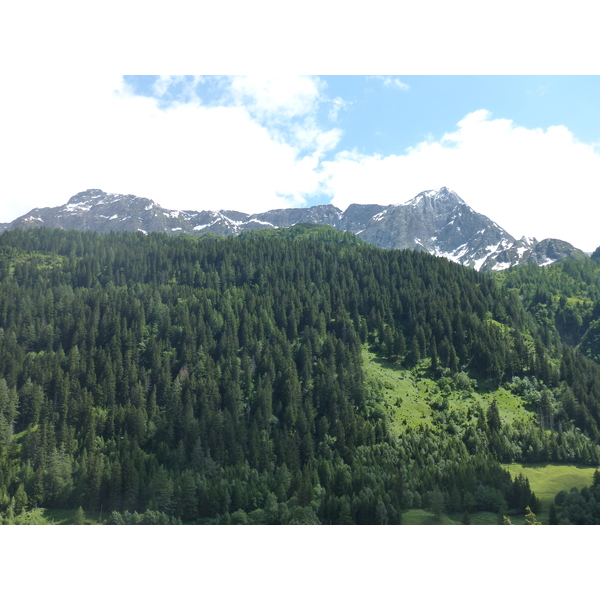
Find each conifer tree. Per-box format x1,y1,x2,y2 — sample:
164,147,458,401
73,506,86,525
525,506,541,525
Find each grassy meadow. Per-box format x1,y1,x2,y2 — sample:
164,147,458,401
362,346,534,435
503,463,597,513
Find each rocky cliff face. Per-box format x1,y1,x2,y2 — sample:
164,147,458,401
340,187,525,270
5,187,587,271
519,238,589,266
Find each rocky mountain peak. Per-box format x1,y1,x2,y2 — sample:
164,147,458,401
519,235,539,246
3,187,587,272
405,187,464,208
67,189,107,204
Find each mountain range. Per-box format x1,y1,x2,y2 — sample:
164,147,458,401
0,187,588,271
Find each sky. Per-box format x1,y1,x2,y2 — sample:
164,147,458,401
2,74,600,251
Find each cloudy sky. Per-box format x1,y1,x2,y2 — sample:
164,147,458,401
2,74,600,251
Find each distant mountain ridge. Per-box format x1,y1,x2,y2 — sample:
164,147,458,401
3,187,588,271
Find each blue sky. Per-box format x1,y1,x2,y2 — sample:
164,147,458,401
124,74,600,159
2,75,600,251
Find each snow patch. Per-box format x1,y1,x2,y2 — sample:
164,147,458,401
371,210,388,222
491,261,512,272
64,202,91,212
433,243,469,263
247,219,277,227
471,256,489,271
218,212,244,226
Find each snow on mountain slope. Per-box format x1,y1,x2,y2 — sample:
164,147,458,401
4,187,587,271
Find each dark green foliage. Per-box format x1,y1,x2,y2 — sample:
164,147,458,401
580,319,600,363
238,223,368,247
497,258,600,357
107,509,182,525
553,471,600,524
0,227,599,524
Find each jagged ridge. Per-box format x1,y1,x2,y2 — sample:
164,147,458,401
5,187,588,271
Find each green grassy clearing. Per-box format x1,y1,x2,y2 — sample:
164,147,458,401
401,509,460,525
7,507,104,525
401,509,521,525
503,463,597,516
362,346,535,435
40,507,103,525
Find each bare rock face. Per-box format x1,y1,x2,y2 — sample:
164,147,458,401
519,238,589,267
5,187,587,271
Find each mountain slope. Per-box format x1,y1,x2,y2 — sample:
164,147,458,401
5,187,586,271
3,226,600,525
495,252,600,360
343,187,527,270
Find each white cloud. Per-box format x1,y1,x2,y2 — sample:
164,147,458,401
328,97,349,121
2,76,599,253
290,118,342,158
322,109,600,251
371,76,410,91
0,74,337,221
152,76,182,97
151,75,205,100
228,75,324,119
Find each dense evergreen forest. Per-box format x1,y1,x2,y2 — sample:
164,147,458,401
495,252,600,362
1,226,600,524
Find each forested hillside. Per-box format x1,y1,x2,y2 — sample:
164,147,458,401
495,249,600,362
1,227,600,524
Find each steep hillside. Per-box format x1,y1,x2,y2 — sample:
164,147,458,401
1,227,599,524
496,252,600,361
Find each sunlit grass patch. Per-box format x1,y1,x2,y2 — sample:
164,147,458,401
503,463,597,514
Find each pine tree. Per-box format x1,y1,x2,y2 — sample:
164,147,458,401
72,506,86,525
429,487,445,522
525,506,541,525
486,398,501,432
